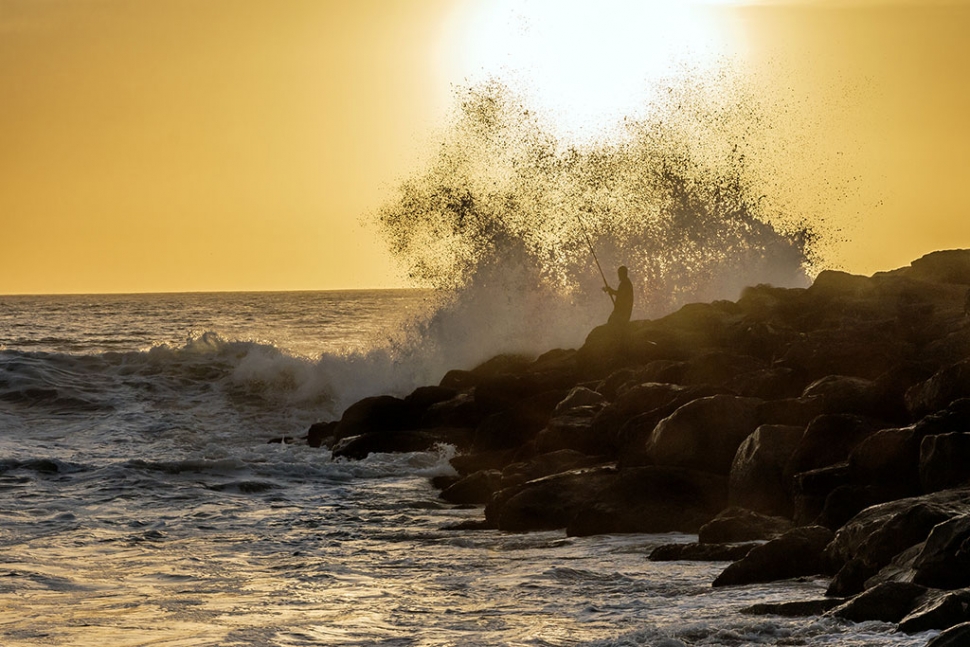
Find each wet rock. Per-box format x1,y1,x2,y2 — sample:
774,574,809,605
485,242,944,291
928,622,970,647
786,415,879,478
471,390,563,452
824,489,970,575
791,463,852,525
334,395,414,440
827,558,881,598
500,449,606,487
801,375,886,419
449,449,518,476
898,589,970,634
911,514,970,590
921,433,970,493
331,427,473,460
848,426,922,492
307,420,338,448
712,525,834,587
440,469,504,505
828,581,928,623
404,385,459,410
645,395,763,474
421,392,483,429
729,424,805,517
649,542,758,562
485,466,725,535
817,484,908,531
698,507,792,544
741,599,843,617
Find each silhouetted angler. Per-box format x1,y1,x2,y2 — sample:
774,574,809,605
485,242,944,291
603,265,633,325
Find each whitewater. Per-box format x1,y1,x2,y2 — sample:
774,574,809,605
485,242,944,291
0,290,938,646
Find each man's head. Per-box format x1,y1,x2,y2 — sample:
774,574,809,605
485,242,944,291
618,265,628,280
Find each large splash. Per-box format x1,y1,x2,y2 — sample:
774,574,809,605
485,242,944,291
373,72,830,371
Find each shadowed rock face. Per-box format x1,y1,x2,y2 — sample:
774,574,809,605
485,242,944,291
309,249,970,637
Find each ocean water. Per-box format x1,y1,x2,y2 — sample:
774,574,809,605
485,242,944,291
0,291,935,646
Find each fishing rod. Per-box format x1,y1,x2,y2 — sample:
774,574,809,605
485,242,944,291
575,212,615,305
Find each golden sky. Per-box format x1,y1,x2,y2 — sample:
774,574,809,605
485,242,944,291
1,0,968,294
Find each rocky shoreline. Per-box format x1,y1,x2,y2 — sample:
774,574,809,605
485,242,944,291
305,249,970,645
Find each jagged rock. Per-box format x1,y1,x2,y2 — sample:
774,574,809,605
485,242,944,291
307,420,338,448
899,589,970,634
786,415,879,478
741,599,843,617
485,466,725,535
911,515,970,589
553,386,606,414
828,581,928,623
440,469,504,505
824,489,970,575
331,428,473,460
649,542,758,562
535,406,602,455
645,395,763,474
698,507,792,544
500,449,605,487
921,433,970,493
729,424,805,517
907,359,970,420
927,621,970,647
712,525,834,587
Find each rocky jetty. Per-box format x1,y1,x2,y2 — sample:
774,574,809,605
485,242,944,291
305,249,970,639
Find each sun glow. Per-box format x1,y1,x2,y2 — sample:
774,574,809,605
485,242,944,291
442,0,735,140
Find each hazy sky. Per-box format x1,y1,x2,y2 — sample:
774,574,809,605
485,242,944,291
2,0,968,294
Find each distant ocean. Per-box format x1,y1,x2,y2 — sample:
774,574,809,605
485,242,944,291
0,291,932,646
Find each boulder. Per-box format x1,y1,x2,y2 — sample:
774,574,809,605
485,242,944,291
485,466,726,535
817,485,909,531
824,488,970,574
786,415,878,478
553,386,606,414
921,433,970,493
927,622,970,647
911,514,970,589
791,463,852,525
712,525,834,587
680,351,766,387
334,395,414,440
534,406,602,455
698,507,792,544
756,397,827,428
500,449,606,487
826,558,881,598
439,469,504,505
331,427,473,460
907,359,970,420
421,392,483,429
828,581,928,624
307,420,338,448
741,599,843,617
649,542,758,562
898,589,970,634
801,375,883,418
449,449,518,476
471,390,562,452
645,395,763,474
729,424,805,517
848,426,922,493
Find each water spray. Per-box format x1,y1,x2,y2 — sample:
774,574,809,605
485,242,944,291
575,212,615,305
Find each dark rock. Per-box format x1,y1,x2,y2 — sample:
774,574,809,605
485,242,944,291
440,469,504,505
449,449,518,476
334,395,414,440
801,375,883,418
645,395,763,474
786,415,879,478
431,474,460,490
741,599,843,617
827,558,881,598
441,518,494,531
907,359,970,420
439,369,479,390
649,542,759,562
485,466,726,535
554,386,606,414
899,589,970,634
912,514,970,590
307,420,338,448
404,385,458,410
421,392,483,428
817,485,909,531
927,622,970,647
828,581,928,623
726,367,808,400
500,450,606,486
331,427,473,460
471,353,535,377
698,507,792,544
921,433,970,493
848,426,922,492
680,351,766,387
906,249,970,285
535,407,602,455
712,525,834,587
729,424,805,517
757,397,827,428
824,488,970,574
472,390,563,452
